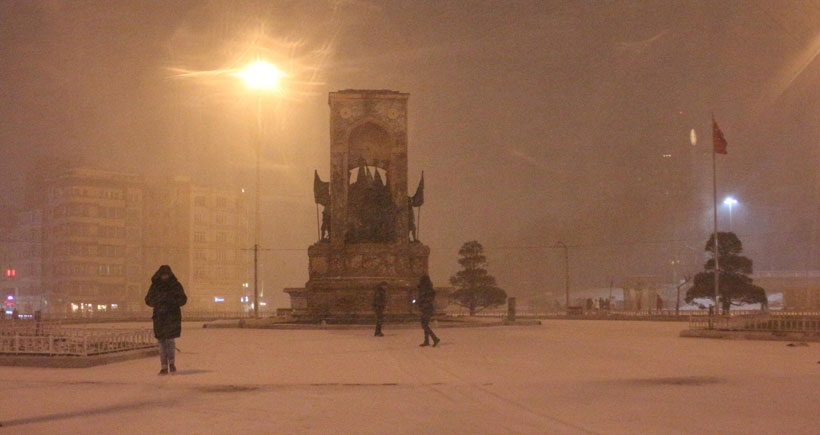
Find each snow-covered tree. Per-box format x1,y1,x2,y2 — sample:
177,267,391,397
685,232,766,314
449,241,507,315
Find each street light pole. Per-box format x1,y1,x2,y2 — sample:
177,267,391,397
675,275,691,317
253,94,261,319
237,59,283,319
556,241,569,309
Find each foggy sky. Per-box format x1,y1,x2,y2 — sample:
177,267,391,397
3,1,820,307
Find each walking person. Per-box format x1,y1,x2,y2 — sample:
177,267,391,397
145,265,187,375
373,282,387,337
417,275,440,347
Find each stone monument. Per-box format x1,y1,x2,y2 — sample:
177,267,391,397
285,90,429,320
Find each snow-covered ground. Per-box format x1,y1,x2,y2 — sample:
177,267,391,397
2,319,818,434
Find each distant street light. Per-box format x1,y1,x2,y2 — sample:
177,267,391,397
237,59,284,319
723,196,738,230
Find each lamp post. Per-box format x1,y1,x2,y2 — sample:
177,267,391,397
675,275,691,317
555,241,569,309
723,197,737,231
236,59,283,318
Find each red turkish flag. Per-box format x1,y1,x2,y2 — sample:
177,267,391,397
713,119,728,155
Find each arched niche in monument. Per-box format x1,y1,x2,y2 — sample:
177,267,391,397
347,122,393,167
345,122,397,244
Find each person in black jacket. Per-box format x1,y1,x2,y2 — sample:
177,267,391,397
145,265,187,375
372,282,387,337
417,275,440,347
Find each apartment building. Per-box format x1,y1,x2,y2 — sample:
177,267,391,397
1,210,43,315
4,168,251,317
37,169,144,315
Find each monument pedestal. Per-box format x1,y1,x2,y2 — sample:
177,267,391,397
286,242,429,320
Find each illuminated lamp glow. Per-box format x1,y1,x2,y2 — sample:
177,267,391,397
236,60,284,90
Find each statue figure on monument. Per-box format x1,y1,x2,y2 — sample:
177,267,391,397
320,206,331,241
346,158,396,243
313,170,331,242
408,201,417,242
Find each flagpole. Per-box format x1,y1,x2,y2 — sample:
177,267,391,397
315,203,321,240
416,205,422,240
412,170,424,241
712,116,720,319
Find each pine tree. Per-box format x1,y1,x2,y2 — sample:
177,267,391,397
685,232,766,313
449,241,507,315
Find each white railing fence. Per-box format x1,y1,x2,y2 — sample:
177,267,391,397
0,322,155,356
688,313,820,332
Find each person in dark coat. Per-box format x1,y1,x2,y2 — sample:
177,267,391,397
373,282,387,337
417,275,440,347
145,265,187,375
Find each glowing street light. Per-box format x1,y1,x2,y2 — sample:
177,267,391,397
238,59,285,319
723,196,738,230
236,60,284,91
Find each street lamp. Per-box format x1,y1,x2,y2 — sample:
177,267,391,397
237,59,284,318
555,241,569,309
236,60,284,90
723,196,738,230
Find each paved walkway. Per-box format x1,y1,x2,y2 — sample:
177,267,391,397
2,320,818,434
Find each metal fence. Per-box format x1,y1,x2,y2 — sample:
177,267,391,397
12,310,255,323
688,312,820,332
464,307,717,318
0,322,155,356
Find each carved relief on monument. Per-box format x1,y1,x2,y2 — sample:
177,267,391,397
309,255,328,275
344,252,397,276
335,99,406,126
335,100,363,124
386,102,404,121
410,256,427,275
329,255,344,276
